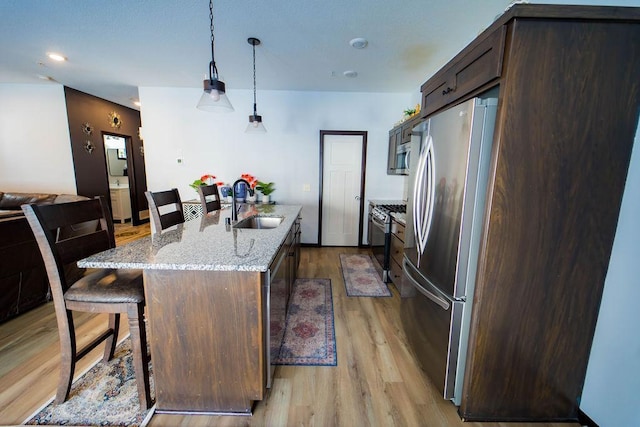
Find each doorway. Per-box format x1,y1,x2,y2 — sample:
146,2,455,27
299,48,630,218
319,131,367,246
102,132,148,225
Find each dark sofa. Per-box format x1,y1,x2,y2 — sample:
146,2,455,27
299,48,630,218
0,192,88,323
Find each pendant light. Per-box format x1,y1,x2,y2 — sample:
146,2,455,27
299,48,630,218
245,37,266,133
197,0,233,112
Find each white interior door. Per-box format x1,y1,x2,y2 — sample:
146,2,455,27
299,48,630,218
321,133,364,246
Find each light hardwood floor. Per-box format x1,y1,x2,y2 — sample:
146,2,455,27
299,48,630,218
0,224,580,426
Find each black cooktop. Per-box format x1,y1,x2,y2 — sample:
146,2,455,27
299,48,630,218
377,203,406,213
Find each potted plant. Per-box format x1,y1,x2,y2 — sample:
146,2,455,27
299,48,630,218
255,180,275,203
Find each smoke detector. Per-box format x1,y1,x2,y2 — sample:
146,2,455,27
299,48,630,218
349,38,368,49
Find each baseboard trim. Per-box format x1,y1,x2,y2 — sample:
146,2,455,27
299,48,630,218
301,243,320,248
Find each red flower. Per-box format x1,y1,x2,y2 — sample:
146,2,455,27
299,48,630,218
200,174,216,185
241,173,258,189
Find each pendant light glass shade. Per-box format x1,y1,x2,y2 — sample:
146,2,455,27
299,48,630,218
197,79,234,111
245,37,266,132
245,114,266,133
197,0,233,112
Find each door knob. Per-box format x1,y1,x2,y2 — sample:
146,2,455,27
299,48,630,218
355,195,361,200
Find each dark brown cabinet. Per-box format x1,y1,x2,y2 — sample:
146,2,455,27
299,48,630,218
420,26,506,118
387,126,402,174
389,219,404,287
387,116,420,175
416,4,640,422
289,216,301,286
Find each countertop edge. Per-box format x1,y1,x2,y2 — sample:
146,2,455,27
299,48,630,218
78,205,302,272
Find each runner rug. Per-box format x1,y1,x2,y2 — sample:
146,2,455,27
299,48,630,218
272,278,337,366
339,253,392,297
26,339,154,427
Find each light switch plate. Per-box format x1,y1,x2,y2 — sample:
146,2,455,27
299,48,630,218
303,184,311,192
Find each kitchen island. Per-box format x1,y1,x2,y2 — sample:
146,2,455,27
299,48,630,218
78,203,302,415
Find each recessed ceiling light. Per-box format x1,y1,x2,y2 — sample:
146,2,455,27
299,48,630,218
47,52,67,62
349,38,368,49
343,70,358,78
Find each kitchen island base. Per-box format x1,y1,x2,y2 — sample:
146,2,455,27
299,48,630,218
77,204,303,415
144,269,265,414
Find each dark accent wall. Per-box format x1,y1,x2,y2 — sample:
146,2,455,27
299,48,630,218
64,87,148,225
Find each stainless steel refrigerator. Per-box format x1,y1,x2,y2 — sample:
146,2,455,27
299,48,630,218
401,88,498,405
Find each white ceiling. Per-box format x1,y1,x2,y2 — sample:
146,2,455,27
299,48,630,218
0,0,515,109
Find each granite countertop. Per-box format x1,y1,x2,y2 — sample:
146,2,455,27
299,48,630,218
391,212,406,225
78,204,302,272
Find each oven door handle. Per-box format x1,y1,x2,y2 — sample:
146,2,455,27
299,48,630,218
370,215,389,230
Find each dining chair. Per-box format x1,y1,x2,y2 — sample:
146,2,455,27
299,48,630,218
145,188,184,232
21,197,152,409
196,184,222,214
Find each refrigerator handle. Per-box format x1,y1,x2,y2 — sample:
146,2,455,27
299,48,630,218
413,140,426,252
403,255,450,310
424,138,436,250
413,135,436,262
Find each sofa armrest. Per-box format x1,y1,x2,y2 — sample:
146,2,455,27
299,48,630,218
0,193,57,210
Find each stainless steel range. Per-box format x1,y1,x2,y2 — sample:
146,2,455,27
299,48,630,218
368,201,406,282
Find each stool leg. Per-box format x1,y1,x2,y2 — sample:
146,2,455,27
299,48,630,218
103,313,120,362
55,310,76,404
128,303,152,409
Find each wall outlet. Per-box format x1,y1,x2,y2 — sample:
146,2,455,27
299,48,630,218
303,184,311,192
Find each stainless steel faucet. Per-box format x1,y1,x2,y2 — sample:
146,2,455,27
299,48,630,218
231,179,253,222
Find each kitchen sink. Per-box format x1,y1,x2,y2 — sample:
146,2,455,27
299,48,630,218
233,215,284,229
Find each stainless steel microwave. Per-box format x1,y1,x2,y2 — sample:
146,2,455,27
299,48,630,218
394,142,410,175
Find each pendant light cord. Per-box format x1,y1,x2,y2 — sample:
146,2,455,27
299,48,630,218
252,41,257,116
208,0,218,81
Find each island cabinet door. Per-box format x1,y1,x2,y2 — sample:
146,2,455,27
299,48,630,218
143,269,265,414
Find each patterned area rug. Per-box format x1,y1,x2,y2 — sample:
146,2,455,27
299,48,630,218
273,278,337,366
26,339,154,426
339,253,391,297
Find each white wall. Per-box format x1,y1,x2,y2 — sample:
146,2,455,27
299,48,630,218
139,87,412,244
580,126,640,426
0,83,76,194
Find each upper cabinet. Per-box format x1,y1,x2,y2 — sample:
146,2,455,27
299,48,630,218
387,115,421,176
420,26,506,118
387,126,402,175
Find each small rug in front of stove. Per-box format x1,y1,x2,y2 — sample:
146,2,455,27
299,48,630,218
273,278,337,366
339,253,391,297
